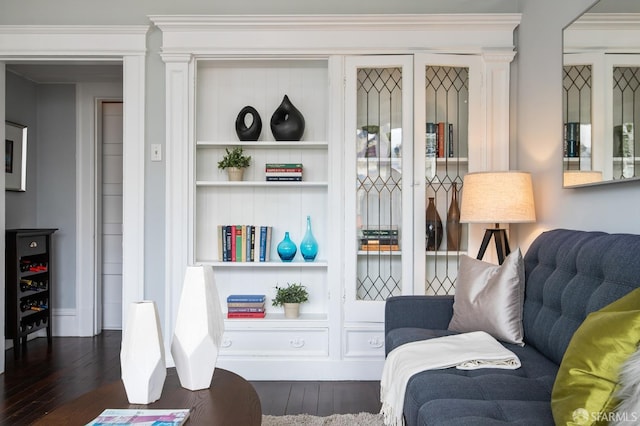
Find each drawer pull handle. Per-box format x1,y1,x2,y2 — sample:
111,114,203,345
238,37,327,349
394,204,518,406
29,241,38,248
368,337,384,348
221,338,232,348
290,338,305,348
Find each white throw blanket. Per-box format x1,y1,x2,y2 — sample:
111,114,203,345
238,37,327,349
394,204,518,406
380,331,521,426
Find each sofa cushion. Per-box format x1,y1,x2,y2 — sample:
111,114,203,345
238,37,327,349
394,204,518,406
551,288,640,425
448,249,525,345
522,230,640,365
385,328,458,354
418,400,553,426
403,341,558,426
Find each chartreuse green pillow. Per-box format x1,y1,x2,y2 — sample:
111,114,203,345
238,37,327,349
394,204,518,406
551,288,640,426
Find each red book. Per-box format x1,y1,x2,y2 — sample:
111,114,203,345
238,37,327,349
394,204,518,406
437,122,445,158
227,311,267,318
230,225,237,262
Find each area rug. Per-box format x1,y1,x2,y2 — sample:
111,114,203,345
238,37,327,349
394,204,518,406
262,412,384,425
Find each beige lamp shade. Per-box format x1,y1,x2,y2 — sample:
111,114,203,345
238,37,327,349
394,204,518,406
460,171,536,224
563,170,603,187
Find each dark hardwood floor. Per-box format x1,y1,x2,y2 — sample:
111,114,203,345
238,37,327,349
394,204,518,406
0,331,381,425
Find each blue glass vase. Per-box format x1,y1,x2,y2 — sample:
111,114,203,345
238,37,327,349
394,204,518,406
277,232,297,262
300,216,319,262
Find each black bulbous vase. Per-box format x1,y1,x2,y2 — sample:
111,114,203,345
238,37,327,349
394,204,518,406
270,95,305,141
235,106,262,141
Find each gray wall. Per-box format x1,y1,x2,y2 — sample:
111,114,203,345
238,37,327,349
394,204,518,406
0,0,521,25
6,72,38,228
516,0,640,249
35,85,77,309
5,74,77,309
4,0,640,332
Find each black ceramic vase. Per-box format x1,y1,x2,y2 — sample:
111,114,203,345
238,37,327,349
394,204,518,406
270,95,305,141
235,106,262,141
426,197,443,251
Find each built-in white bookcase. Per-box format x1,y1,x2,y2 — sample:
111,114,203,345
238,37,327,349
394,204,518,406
195,59,330,319
153,14,520,380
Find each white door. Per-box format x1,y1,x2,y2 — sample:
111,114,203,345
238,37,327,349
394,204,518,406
100,101,123,330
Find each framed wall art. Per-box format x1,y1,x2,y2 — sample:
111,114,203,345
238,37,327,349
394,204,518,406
5,121,27,191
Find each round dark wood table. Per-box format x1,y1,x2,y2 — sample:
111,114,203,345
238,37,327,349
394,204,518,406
33,367,262,425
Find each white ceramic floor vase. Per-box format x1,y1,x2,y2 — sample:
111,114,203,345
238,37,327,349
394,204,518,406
171,265,225,391
120,300,166,404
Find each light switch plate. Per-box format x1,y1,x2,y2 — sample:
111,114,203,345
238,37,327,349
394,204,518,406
151,144,162,162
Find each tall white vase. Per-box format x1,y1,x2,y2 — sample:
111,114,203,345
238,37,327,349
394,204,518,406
120,301,166,404
171,265,225,391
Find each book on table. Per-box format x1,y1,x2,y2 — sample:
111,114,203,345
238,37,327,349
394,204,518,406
86,408,190,425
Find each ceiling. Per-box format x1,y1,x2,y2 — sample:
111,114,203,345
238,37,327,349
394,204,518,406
6,62,123,84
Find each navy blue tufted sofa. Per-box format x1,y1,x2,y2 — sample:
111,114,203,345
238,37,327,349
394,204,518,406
384,229,640,425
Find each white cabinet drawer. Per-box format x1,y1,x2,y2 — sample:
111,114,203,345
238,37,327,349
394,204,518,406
344,328,385,358
220,328,328,357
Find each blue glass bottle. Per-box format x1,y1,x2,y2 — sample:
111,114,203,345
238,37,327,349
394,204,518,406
277,232,297,262
300,215,319,262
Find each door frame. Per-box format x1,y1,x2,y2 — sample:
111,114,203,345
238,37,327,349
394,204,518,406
0,26,147,363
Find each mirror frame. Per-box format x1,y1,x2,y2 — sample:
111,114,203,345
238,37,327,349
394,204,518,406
562,6,640,188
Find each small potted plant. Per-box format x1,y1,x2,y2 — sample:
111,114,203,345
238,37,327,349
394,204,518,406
272,283,309,319
217,146,251,181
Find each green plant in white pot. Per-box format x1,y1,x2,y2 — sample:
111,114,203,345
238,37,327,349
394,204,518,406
217,146,251,181
272,283,309,319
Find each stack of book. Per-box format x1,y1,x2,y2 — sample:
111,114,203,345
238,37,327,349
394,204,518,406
218,225,272,262
426,122,454,158
360,226,399,251
226,294,266,318
265,163,303,182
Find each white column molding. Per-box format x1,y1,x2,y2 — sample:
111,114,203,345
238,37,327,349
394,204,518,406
483,51,517,171
163,55,194,363
122,55,147,326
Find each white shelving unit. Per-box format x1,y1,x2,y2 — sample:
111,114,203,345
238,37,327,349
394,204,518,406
153,13,519,380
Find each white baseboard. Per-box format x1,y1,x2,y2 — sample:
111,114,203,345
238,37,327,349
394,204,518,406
52,308,79,336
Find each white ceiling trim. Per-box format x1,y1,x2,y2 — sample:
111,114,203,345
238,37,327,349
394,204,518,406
0,25,148,58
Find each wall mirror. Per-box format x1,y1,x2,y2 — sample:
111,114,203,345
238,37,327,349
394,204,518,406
563,0,640,187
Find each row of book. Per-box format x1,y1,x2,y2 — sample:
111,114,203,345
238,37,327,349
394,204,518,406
226,294,266,318
217,225,272,262
265,163,303,182
426,122,455,158
360,225,399,251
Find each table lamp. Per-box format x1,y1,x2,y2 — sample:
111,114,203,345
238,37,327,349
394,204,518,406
460,171,536,264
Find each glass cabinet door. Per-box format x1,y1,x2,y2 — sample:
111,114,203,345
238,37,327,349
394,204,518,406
414,54,480,297
562,53,640,185
607,55,640,180
344,56,413,322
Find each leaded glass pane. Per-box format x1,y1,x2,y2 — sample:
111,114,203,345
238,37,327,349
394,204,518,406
355,67,403,301
424,65,469,296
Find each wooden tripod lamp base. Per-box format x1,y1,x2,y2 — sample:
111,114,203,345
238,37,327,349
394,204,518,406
477,224,510,265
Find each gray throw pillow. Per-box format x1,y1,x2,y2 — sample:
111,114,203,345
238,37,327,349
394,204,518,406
448,248,525,345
